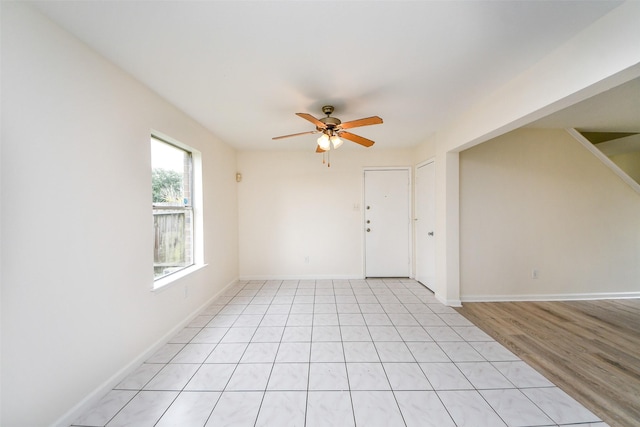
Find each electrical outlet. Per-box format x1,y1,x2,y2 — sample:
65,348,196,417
304,256,310,264
532,269,539,279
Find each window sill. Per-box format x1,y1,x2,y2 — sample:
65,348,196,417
152,263,208,292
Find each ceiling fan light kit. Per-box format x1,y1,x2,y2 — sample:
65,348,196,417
330,135,343,149
316,132,343,151
317,133,331,150
273,105,383,167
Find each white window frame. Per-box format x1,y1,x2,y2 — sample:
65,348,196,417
151,132,205,290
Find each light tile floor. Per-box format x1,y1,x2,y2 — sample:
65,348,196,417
71,279,609,427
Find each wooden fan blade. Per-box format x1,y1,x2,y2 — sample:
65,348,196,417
316,145,326,153
339,116,383,130
338,131,375,147
272,130,318,140
296,113,326,129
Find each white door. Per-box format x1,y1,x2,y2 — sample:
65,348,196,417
364,169,410,277
415,161,436,288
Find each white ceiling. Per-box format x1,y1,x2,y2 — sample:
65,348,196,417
32,0,625,151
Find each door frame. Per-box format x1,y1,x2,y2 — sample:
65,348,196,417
362,166,413,278
414,158,436,289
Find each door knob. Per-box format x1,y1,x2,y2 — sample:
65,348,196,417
366,228,371,232
428,231,434,236
366,220,370,224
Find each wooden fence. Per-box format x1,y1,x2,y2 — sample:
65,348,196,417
153,209,192,278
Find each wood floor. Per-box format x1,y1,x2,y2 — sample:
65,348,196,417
456,299,640,427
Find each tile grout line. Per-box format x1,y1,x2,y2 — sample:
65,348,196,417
345,279,362,427
402,280,461,427
205,280,265,425
358,279,409,426
382,280,438,426
251,278,287,427
300,279,315,427
378,280,418,427
199,281,248,427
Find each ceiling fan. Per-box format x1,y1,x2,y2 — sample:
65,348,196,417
272,106,383,160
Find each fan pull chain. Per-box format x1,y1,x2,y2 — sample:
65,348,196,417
328,147,331,167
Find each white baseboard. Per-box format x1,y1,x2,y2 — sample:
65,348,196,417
51,278,238,427
461,291,640,303
238,274,363,281
434,293,462,307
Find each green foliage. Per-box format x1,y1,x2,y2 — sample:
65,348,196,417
152,168,183,203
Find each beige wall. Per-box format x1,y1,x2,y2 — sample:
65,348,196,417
414,137,436,162
237,149,416,279
610,151,640,185
1,4,238,426
459,128,640,300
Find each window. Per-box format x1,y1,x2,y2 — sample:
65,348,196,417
151,136,194,281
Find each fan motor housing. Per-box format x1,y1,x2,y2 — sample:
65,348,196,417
319,116,341,128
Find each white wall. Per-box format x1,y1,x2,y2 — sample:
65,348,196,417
0,2,4,421
412,1,640,304
459,128,640,300
1,3,238,426
237,149,415,279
